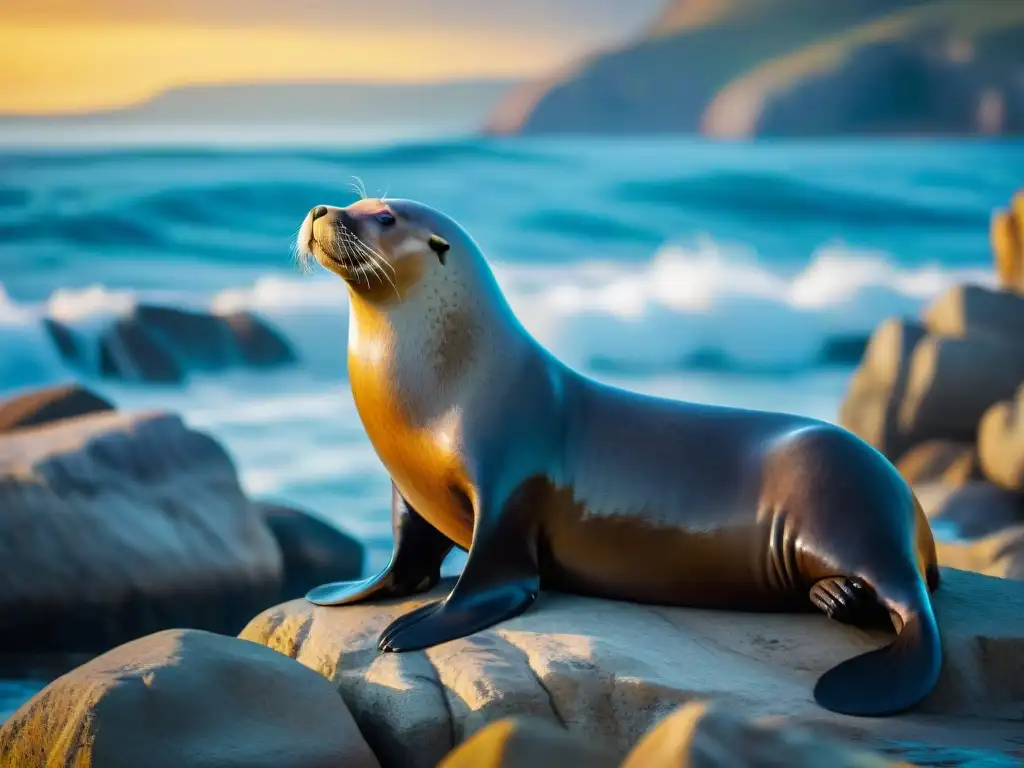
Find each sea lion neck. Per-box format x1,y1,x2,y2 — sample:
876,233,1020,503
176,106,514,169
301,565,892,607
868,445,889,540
345,259,532,428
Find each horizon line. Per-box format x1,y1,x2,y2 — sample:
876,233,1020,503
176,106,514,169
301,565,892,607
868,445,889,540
1,76,526,120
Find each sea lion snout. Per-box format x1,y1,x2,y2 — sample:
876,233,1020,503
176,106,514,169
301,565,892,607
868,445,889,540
299,204,373,279
308,205,357,239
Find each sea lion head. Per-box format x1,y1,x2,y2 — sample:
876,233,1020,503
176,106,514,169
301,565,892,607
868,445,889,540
297,197,472,304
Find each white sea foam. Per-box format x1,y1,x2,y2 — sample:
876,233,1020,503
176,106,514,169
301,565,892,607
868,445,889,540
0,238,995,579
202,237,993,373
0,238,994,393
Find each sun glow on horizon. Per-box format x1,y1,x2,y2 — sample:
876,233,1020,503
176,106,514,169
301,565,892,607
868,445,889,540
1,22,574,115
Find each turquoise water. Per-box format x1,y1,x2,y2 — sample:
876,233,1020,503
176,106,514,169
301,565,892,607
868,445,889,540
1,136,1021,733
2,136,1020,567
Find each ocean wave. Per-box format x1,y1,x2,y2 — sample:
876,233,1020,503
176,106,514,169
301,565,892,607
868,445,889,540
618,171,989,228
522,208,664,245
2,139,1009,264
0,238,994,393
315,138,562,168
1,212,167,248
134,182,353,228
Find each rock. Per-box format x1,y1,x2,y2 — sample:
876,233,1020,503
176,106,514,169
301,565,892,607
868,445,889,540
898,334,1024,446
991,190,1023,293
241,568,1024,768
0,410,282,654
128,304,295,371
620,701,906,768
936,524,1024,581
438,717,618,768
219,310,298,368
485,4,1024,137
922,283,1024,340
99,316,185,383
0,383,114,433
918,481,1024,542
896,440,979,486
131,304,238,369
705,36,1024,139
259,502,366,602
93,304,295,384
817,333,870,367
978,387,1024,493
0,628,380,768
41,318,79,363
838,317,926,460
441,706,910,768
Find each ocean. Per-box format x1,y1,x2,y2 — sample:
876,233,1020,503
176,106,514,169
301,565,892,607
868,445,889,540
1,135,1022,728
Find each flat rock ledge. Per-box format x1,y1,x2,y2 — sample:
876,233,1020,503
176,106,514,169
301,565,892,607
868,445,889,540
241,568,1024,768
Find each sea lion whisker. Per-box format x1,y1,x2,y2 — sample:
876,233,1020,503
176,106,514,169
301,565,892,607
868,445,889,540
343,234,372,275
291,224,317,274
348,237,401,299
336,228,366,270
339,226,397,284
347,232,395,275
354,240,393,293
349,176,368,200
358,239,397,278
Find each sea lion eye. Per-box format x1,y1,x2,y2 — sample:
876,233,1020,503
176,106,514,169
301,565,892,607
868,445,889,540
376,212,396,227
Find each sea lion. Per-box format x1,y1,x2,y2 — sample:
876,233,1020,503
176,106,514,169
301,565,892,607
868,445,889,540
297,198,942,718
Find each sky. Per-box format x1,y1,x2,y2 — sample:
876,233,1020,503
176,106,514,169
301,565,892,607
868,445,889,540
1,0,666,115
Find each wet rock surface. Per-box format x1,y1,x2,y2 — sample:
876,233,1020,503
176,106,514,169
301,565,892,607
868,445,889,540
44,303,297,385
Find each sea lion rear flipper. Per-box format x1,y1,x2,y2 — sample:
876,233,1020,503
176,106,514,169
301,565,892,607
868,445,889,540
378,483,540,652
809,577,891,628
812,574,942,717
306,482,454,606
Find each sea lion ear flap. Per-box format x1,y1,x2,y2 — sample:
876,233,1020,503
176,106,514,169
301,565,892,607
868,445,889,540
428,234,450,265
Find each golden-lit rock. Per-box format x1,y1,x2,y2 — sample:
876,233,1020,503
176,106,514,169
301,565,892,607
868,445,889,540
991,190,1024,294
0,629,379,768
897,440,979,486
242,569,1024,768
838,318,926,460
978,386,1024,493
621,701,909,768
437,717,617,768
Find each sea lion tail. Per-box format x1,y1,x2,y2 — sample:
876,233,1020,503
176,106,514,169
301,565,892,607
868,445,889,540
813,575,941,717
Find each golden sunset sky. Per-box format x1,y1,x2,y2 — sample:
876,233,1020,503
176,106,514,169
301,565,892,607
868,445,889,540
1,0,664,115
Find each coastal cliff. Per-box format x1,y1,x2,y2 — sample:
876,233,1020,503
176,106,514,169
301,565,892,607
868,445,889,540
485,0,1024,137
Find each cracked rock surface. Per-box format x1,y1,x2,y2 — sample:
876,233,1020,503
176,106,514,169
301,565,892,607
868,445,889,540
241,568,1024,768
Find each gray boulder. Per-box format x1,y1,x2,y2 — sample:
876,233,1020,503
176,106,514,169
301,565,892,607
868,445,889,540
0,410,282,653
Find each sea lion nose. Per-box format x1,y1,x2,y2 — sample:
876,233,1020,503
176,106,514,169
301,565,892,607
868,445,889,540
310,205,329,221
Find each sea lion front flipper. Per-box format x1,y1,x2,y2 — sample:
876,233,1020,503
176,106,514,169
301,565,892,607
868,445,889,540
377,484,540,652
812,569,942,717
306,482,454,606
